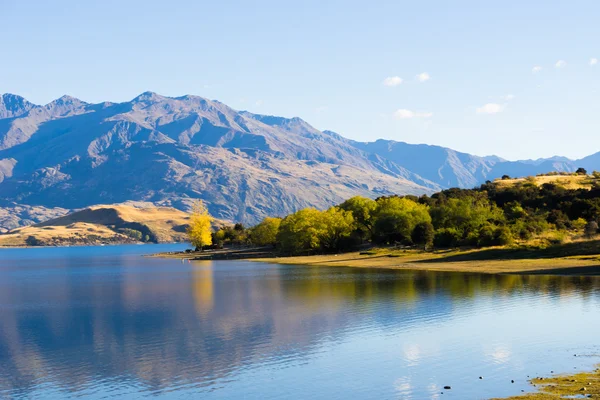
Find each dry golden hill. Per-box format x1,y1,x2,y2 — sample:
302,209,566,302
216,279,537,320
494,173,599,190
0,204,191,247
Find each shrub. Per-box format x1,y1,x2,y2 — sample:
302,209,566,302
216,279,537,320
412,221,434,250
477,224,496,247
25,236,42,246
433,228,462,248
119,228,143,241
585,221,599,238
493,226,513,246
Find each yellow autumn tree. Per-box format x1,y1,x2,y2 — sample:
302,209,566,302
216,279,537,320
187,200,213,250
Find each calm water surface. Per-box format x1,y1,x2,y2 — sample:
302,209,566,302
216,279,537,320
0,245,599,400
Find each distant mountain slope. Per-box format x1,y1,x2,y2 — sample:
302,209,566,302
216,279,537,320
0,91,598,227
356,140,596,189
0,92,437,225
0,203,70,233
0,204,190,246
354,139,495,188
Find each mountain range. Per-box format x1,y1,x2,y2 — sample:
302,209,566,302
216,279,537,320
0,92,598,228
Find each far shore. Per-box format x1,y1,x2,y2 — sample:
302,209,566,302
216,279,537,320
152,240,600,276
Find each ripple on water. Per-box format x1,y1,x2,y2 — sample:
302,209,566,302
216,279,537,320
1,248,600,399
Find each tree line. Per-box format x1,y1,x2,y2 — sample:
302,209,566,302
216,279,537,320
188,173,600,254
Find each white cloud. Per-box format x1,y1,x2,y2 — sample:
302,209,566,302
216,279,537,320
532,66,542,73
591,58,598,66
255,100,263,107
315,106,328,113
555,60,567,68
383,76,403,87
394,109,433,119
416,72,430,82
501,94,515,101
476,103,505,114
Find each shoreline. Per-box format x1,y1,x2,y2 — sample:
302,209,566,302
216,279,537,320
250,251,600,275
491,364,600,399
152,243,600,276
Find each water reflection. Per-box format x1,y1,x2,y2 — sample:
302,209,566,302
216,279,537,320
0,247,599,399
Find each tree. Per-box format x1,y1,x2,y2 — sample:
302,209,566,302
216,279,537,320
317,207,355,251
372,197,431,244
25,235,42,246
187,200,213,251
585,221,599,239
430,196,505,243
411,221,434,250
277,208,324,254
249,217,282,246
338,196,377,240
576,167,588,175
501,175,511,180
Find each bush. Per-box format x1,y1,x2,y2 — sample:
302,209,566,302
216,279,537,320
477,224,496,247
576,167,588,175
433,228,462,248
119,228,143,241
493,226,513,246
25,235,42,246
585,221,599,238
412,221,434,249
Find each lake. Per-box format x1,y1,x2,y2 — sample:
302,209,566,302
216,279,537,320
0,245,599,399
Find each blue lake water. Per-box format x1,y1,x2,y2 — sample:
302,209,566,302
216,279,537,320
0,245,599,399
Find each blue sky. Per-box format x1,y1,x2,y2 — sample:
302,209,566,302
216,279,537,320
1,0,598,160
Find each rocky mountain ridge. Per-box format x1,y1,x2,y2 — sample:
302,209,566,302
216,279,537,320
0,92,598,229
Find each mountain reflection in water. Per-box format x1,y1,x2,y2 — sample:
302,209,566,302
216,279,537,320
0,245,599,399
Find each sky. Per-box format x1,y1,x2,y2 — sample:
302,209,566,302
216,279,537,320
1,0,599,160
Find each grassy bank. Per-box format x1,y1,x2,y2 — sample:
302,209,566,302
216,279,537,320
492,365,600,399
251,240,600,275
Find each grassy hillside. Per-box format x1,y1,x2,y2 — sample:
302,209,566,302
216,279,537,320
0,204,191,246
494,172,600,190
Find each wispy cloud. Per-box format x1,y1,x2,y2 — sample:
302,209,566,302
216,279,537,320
416,72,430,82
255,100,263,107
591,58,598,66
501,94,515,101
315,106,328,113
555,60,567,68
383,76,403,87
476,103,504,114
532,66,542,74
394,109,433,119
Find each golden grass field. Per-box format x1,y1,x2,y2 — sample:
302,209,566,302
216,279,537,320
494,173,599,190
252,240,600,275
0,204,191,246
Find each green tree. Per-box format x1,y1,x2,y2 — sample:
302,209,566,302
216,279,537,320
277,208,324,254
317,207,355,251
338,196,377,240
430,196,505,243
372,197,431,244
249,217,282,246
411,221,434,250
